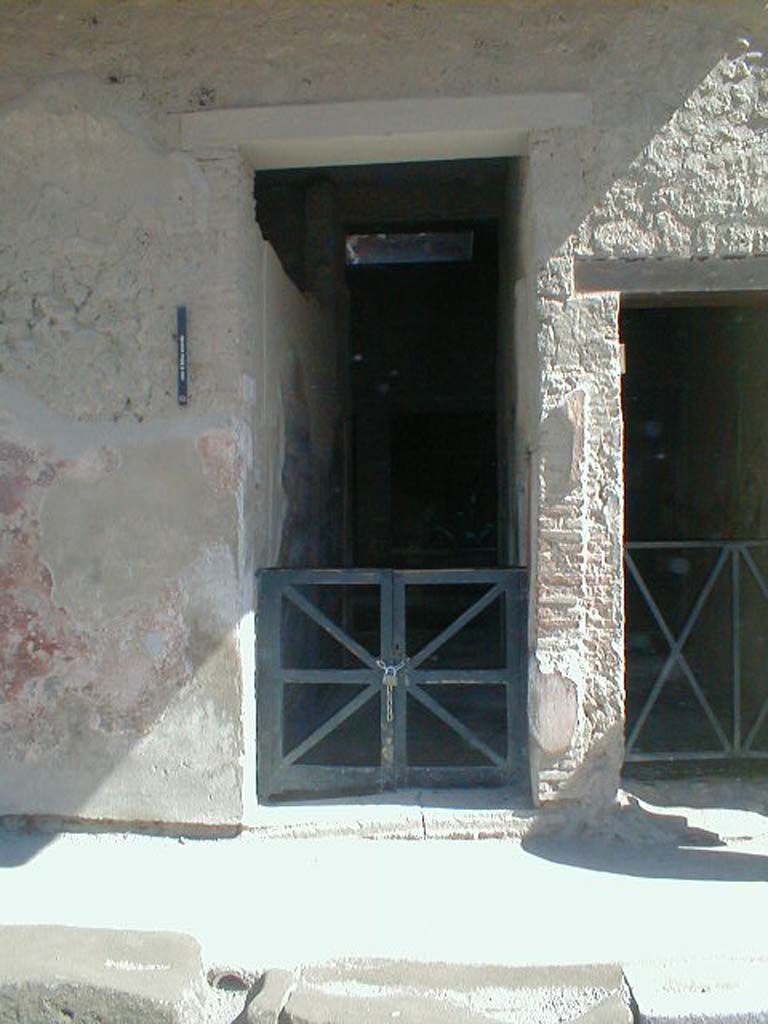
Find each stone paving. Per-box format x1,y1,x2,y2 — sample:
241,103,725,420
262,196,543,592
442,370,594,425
1,785,767,1021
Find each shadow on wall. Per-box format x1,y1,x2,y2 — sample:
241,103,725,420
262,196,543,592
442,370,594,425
0,79,258,860
531,36,768,268
0,403,250,865
277,355,343,569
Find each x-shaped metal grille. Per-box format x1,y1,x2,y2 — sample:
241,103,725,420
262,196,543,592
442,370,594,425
625,542,768,760
256,568,527,800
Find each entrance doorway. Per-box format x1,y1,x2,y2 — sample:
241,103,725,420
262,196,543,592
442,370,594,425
622,295,768,770
254,159,528,801
347,221,500,569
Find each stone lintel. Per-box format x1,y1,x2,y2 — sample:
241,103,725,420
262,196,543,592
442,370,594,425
574,255,768,299
175,93,591,168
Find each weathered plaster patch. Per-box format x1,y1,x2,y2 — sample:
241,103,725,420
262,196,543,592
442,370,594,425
530,670,579,757
41,438,234,622
197,430,244,495
539,390,585,503
577,52,768,261
180,544,238,630
0,79,210,424
0,439,86,705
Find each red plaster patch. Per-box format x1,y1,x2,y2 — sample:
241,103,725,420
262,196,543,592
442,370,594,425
197,431,244,494
0,444,82,702
0,531,85,701
0,441,59,515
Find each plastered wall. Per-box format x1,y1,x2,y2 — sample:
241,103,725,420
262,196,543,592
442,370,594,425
2,1,768,822
0,73,339,824
0,80,264,823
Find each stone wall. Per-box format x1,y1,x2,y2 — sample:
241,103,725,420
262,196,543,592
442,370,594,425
1,2,767,821
525,44,768,805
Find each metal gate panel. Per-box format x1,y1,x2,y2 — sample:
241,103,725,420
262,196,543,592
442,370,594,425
393,570,527,790
257,569,393,801
257,567,527,802
625,541,768,762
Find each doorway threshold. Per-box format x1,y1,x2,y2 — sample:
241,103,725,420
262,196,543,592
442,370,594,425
245,787,543,841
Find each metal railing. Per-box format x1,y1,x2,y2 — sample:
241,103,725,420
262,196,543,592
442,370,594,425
625,541,768,761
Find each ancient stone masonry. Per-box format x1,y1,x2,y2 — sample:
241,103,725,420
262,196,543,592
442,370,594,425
2,3,768,823
579,51,768,260
524,43,768,805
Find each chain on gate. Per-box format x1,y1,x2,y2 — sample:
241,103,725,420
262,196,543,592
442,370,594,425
375,658,409,722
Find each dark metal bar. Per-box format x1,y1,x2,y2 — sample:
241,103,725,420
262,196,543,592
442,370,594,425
380,572,396,785
409,683,506,769
405,766,508,788
625,750,733,762
281,669,376,684
283,584,378,669
739,545,768,749
396,569,522,585
176,306,188,405
392,573,408,789
261,568,387,585
627,541,730,550
733,548,741,753
740,547,768,603
408,583,503,670
625,548,730,753
255,572,282,801
626,540,768,550
743,695,768,752
283,684,379,766
271,765,382,795
407,670,509,684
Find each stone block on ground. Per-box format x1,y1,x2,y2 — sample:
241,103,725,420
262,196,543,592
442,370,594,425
0,926,207,1023
625,957,768,1024
279,960,633,1024
240,968,296,1024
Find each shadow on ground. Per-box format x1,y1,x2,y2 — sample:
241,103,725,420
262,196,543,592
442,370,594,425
523,798,768,882
0,831,52,868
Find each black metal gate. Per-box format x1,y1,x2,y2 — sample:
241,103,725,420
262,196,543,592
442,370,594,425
625,541,768,763
256,568,527,801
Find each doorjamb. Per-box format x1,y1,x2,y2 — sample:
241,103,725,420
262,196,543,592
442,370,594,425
176,93,591,814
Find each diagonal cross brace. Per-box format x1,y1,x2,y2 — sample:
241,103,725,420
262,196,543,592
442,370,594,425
283,584,379,670
739,548,768,752
408,584,504,670
409,682,506,769
283,683,379,766
625,548,731,754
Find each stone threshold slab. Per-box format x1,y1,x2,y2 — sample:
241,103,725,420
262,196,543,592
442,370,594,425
243,787,550,840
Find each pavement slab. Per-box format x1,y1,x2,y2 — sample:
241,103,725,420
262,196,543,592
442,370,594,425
624,957,768,1024
0,926,208,1023
275,961,633,1024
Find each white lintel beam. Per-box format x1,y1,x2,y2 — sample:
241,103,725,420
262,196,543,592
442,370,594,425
175,93,591,168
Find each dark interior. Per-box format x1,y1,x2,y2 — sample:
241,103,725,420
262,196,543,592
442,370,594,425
622,297,768,772
348,221,499,568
